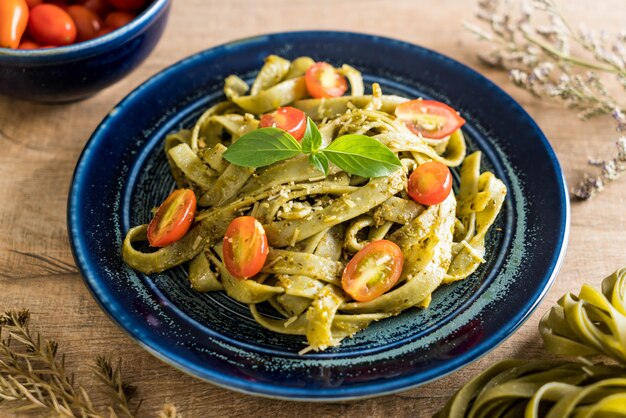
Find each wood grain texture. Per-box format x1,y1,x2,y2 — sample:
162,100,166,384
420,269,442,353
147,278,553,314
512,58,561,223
0,0,624,417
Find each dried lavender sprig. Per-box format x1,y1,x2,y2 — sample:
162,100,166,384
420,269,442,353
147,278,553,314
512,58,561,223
572,137,626,199
466,0,626,198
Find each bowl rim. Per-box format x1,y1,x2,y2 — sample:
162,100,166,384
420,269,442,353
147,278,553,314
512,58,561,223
0,0,170,61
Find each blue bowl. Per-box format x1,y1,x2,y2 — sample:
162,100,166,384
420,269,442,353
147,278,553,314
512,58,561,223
69,31,569,400
0,0,170,103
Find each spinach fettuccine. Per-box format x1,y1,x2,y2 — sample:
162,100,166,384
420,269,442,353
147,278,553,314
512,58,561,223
122,55,507,353
436,268,626,418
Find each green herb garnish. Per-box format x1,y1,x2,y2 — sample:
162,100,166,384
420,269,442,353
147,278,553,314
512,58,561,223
222,117,402,177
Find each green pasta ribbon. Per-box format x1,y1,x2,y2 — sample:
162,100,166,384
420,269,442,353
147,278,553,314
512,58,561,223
121,55,508,353
436,268,626,418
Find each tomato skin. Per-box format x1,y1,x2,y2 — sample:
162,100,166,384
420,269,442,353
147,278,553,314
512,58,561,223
341,240,404,302
259,106,307,141
305,62,348,99
79,0,110,17
147,189,197,248
107,0,146,12
104,10,134,28
66,5,102,42
395,99,466,140
18,39,39,49
28,4,76,46
0,0,29,49
25,0,43,8
96,25,114,36
223,216,269,280
407,161,453,206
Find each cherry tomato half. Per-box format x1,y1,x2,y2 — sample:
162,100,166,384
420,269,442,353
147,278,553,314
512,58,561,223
66,5,102,42
342,240,404,302
259,106,307,141
395,99,466,140
28,4,76,46
104,10,134,28
0,0,29,49
223,216,269,280
304,62,348,99
107,0,146,12
147,189,197,248
407,161,453,206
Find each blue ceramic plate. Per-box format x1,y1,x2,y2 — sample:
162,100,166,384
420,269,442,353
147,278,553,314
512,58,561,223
68,31,569,401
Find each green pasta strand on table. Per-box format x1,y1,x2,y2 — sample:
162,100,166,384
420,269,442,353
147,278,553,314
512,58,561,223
435,267,626,418
121,55,507,352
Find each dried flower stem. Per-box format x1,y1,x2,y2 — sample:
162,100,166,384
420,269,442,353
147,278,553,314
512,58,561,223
466,0,626,198
0,310,156,418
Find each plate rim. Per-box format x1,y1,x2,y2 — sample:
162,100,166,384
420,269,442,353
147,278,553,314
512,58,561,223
67,30,570,401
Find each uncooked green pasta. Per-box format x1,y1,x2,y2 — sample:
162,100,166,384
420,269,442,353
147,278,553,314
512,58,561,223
122,55,507,353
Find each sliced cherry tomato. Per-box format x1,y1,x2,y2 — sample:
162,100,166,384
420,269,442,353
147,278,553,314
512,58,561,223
67,5,102,42
147,189,197,248
342,240,403,302
79,0,111,17
107,0,146,12
304,62,348,99
0,0,29,49
223,216,269,280
259,106,307,141
395,99,466,140
104,10,134,28
18,39,39,49
28,4,76,46
407,161,453,206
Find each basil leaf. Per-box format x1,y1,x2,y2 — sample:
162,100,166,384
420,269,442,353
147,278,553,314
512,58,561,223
301,117,322,153
222,127,302,168
309,152,329,176
322,134,402,177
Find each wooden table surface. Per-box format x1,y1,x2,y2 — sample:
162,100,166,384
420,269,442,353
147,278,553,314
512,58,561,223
1,0,625,417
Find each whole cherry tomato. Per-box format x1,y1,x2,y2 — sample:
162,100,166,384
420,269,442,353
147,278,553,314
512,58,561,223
305,62,348,99
104,11,134,28
66,5,102,42
18,39,39,49
259,107,307,141
407,161,453,206
28,4,76,46
79,0,110,17
147,189,197,248
395,99,466,140
0,0,29,49
222,216,269,280
96,26,114,36
107,0,146,12
341,240,404,302
25,0,43,8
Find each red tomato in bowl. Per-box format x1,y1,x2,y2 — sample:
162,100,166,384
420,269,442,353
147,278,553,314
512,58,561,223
28,4,76,46
104,10,135,28
107,0,146,12
79,0,110,17
341,240,404,302
222,216,269,280
259,107,307,141
66,5,102,42
147,189,197,248
407,161,453,206
0,0,29,49
395,99,465,139
305,62,348,98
